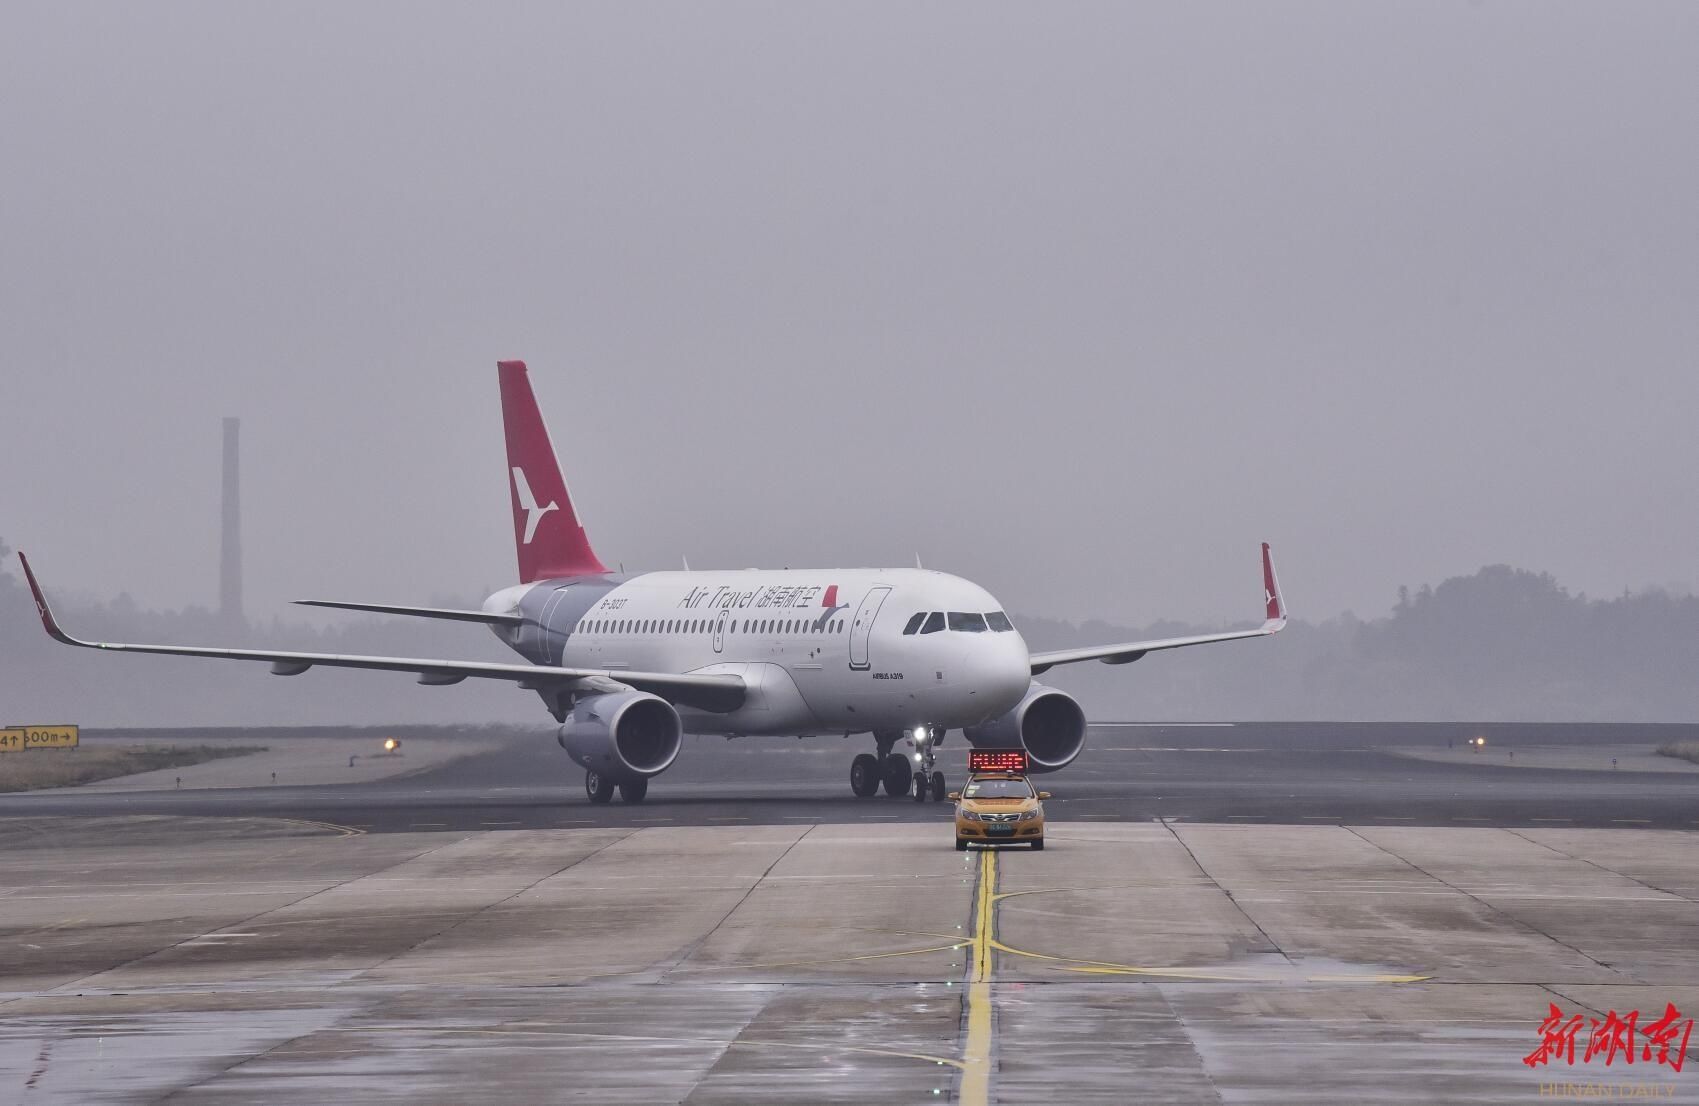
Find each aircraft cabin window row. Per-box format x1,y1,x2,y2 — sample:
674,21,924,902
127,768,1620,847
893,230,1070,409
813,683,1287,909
901,611,1016,635
573,618,847,634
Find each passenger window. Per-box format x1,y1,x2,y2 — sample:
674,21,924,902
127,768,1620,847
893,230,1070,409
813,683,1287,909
920,612,946,634
987,611,1014,632
948,612,988,632
902,612,926,635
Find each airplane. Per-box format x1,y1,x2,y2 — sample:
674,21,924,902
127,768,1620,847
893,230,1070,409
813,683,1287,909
18,360,1286,804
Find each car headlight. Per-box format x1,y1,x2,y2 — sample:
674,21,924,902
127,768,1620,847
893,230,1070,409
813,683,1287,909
961,811,981,822
1020,810,1039,821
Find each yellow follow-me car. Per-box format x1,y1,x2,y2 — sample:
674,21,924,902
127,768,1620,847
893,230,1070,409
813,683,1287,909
952,766,1050,850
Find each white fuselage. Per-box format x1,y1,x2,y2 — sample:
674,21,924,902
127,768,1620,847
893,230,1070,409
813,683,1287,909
484,569,1033,736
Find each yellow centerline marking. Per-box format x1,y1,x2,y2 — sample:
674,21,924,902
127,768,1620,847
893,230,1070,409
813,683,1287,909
958,847,996,1106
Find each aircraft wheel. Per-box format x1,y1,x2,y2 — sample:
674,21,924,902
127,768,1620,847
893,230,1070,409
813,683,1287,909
955,838,968,852
930,772,947,802
585,770,615,804
850,753,882,798
881,753,912,797
619,778,648,803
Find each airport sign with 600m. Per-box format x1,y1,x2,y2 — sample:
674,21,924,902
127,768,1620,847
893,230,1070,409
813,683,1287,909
0,724,79,752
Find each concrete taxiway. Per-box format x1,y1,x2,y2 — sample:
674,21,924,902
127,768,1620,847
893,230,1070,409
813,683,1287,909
3,816,1697,1103
4,722,1698,1102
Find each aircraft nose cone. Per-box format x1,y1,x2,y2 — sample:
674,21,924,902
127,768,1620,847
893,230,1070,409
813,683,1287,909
981,634,1032,712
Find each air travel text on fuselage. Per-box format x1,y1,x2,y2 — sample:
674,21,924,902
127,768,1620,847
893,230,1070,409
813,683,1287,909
673,585,827,611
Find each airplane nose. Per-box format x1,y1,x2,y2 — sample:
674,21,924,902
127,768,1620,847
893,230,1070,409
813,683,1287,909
981,633,1032,712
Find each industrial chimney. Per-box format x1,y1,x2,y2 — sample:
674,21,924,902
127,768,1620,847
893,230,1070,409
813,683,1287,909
220,417,243,628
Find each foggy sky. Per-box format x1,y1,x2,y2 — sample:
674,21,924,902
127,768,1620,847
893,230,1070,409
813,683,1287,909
6,2,1697,631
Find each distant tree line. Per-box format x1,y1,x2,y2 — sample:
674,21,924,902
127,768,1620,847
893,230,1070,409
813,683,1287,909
2,539,1695,724
1025,564,1699,722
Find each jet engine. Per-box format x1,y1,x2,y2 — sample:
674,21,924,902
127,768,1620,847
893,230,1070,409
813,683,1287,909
556,690,683,783
962,683,1087,773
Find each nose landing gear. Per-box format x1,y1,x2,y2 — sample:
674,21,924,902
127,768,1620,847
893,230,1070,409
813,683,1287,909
847,728,947,800
911,726,947,802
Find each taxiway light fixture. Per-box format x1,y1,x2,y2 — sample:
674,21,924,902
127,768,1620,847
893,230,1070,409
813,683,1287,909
384,737,400,752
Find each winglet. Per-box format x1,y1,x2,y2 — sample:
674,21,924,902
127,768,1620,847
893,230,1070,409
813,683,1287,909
17,553,80,646
1261,542,1287,628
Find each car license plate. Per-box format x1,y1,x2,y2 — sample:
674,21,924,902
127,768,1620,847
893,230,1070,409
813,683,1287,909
987,824,1014,835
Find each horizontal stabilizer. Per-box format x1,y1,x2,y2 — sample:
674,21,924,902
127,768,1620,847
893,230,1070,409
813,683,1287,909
294,600,523,626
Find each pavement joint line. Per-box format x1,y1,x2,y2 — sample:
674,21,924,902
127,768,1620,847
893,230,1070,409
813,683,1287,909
1341,824,1626,979
1612,819,1652,825
31,831,480,1000
1504,827,1698,904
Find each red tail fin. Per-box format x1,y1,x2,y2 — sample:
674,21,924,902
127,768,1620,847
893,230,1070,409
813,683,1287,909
497,360,609,581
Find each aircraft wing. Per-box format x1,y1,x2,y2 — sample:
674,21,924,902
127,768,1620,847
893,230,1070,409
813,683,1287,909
1028,543,1286,675
18,554,744,712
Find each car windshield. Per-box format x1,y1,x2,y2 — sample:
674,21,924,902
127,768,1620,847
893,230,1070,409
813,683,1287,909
948,611,988,632
963,779,1033,799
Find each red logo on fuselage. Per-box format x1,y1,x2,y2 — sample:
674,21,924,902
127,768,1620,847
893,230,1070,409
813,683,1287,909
822,585,838,608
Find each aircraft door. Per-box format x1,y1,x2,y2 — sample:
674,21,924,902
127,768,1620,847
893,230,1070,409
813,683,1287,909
848,586,891,671
712,607,727,653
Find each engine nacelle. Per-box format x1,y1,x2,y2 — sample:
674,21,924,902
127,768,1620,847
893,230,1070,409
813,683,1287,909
556,690,683,783
962,683,1087,773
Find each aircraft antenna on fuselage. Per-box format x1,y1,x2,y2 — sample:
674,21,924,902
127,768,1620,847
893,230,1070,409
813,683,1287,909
496,360,609,582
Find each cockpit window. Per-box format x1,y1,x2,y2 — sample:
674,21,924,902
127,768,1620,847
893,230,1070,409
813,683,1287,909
902,612,926,635
986,611,1014,632
948,612,988,633
963,779,1034,799
920,611,946,634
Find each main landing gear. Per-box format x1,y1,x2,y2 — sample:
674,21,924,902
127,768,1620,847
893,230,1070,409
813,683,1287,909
585,770,648,804
848,729,947,801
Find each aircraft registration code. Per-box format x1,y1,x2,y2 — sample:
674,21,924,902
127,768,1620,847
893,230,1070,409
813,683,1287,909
0,725,80,753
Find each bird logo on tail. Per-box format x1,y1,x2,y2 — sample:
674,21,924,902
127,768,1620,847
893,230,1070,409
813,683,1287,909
511,467,559,545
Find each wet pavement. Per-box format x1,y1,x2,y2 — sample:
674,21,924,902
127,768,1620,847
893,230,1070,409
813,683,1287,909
3,816,1697,1103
